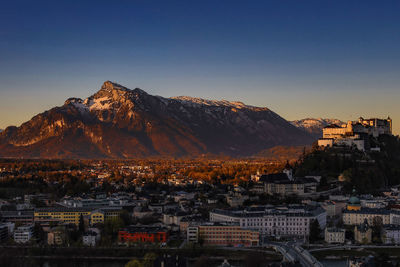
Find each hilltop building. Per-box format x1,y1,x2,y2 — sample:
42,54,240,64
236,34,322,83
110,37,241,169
318,117,392,151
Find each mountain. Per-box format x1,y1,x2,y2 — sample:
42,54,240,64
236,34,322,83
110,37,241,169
0,81,314,158
290,118,344,138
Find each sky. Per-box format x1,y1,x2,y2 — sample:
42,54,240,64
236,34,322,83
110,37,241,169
0,0,399,134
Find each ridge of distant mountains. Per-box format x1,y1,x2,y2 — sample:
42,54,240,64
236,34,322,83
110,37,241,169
0,81,317,159
290,118,344,139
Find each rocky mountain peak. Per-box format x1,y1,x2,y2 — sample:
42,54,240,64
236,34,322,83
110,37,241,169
64,97,84,106
101,81,129,92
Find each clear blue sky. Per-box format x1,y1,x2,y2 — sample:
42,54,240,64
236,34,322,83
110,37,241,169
0,0,399,134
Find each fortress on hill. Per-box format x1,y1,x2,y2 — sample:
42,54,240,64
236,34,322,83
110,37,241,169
318,117,392,151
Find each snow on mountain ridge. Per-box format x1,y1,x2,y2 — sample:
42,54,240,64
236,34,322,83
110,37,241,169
290,118,344,138
171,96,263,110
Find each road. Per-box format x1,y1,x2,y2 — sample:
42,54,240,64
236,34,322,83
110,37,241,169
309,244,400,252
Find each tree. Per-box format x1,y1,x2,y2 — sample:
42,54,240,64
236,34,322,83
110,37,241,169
245,252,265,267
125,259,143,267
142,252,157,267
78,214,85,233
194,256,211,267
374,252,392,267
372,216,383,243
309,219,322,243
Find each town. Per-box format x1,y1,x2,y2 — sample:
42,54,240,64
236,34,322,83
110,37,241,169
0,117,399,267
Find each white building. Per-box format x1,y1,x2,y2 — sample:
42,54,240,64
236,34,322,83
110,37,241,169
14,224,34,244
83,228,101,246
318,117,392,151
210,205,326,238
383,225,400,244
324,228,345,244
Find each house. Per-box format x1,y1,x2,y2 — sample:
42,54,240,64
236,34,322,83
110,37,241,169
321,201,346,218
354,220,372,244
47,227,65,245
325,228,345,244
226,193,249,207
0,222,14,243
382,225,400,244
83,229,101,246
14,224,34,244
163,211,188,226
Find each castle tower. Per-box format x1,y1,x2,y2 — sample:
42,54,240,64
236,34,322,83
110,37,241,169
387,116,392,134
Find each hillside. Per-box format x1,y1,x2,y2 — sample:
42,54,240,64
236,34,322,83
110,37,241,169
294,135,400,193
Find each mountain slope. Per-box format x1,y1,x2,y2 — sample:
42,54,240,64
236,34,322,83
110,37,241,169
0,81,314,158
291,118,344,138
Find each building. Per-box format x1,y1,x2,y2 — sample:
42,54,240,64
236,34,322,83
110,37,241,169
60,197,109,208
34,207,121,226
354,220,372,244
259,171,318,196
0,223,13,243
14,224,34,244
321,201,346,218
187,223,260,247
118,226,168,244
318,117,392,151
226,194,249,207
83,230,100,246
358,117,392,137
342,208,391,226
163,211,188,226
210,205,326,238
347,191,361,211
100,207,123,221
90,210,105,225
382,225,400,244
0,210,34,224
35,207,92,226
47,227,65,245
324,228,345,244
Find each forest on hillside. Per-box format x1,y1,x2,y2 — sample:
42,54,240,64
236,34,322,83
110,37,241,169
294,135,400,193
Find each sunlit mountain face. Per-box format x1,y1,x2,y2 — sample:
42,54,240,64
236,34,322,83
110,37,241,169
0,81,314,159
